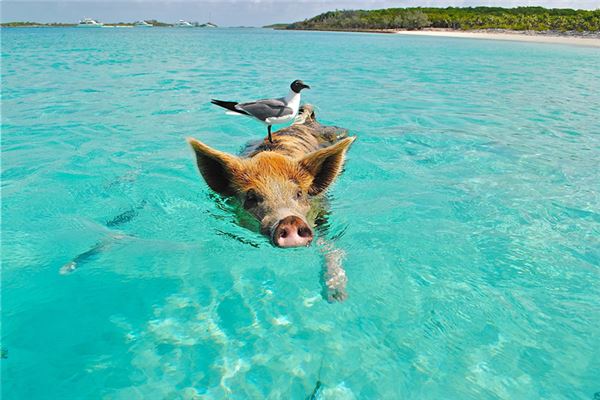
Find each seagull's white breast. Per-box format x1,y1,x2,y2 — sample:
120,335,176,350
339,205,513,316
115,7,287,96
264,91,301,125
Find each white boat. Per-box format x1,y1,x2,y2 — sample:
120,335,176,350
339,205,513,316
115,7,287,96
78,18,103,28
134,20,152,27
174,20,194,28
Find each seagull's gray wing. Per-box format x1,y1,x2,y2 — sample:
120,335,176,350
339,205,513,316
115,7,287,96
235,98,294,122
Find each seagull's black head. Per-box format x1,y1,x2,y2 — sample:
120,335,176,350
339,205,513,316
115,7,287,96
290,80,310,93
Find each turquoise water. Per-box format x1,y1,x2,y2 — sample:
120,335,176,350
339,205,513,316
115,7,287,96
2,27,600,399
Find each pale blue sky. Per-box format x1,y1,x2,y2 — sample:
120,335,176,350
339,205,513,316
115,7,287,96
2,1,599,26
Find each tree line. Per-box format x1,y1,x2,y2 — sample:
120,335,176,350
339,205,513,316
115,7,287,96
286,7,600,32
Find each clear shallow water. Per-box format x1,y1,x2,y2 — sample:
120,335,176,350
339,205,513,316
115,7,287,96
2,27,600,399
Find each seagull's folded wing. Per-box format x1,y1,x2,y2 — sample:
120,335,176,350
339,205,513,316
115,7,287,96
236,99,294,121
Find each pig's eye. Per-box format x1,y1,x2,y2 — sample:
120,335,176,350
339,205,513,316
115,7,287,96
244,190,261,209
295,190,303,200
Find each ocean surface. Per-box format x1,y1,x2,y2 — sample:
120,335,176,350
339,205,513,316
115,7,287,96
2,27,599,399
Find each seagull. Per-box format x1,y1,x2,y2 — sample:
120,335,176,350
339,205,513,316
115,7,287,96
211,80,310,143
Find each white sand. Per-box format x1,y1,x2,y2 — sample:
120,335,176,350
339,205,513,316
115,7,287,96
396,30,600,48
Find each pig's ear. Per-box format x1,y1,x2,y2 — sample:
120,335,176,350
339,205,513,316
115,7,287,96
187,137,241,196
299,136,356,196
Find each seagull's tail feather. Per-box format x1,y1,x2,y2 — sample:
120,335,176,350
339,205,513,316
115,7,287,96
211,99,248,115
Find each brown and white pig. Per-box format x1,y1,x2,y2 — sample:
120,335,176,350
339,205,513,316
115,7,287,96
188,105,355,301
187,105,355,248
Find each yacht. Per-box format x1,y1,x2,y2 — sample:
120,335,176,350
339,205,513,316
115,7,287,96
174,20,194,28
78,18,103,28
134,20,153,27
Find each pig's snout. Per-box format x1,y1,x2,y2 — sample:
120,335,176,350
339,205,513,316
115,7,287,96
272,216,313,248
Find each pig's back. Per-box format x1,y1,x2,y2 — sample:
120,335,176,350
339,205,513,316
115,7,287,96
241,104,349,160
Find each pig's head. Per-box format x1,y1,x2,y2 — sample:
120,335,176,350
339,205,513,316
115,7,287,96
188,136,355,248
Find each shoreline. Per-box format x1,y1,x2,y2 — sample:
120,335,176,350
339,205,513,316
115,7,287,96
281,27,600,47
395,28,600,47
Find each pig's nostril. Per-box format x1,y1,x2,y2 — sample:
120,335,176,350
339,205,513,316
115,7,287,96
279,228,288,239
298,226,312,238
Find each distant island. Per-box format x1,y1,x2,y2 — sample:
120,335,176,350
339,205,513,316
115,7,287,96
272,7,600,33
1,20,218,28
263,23,291,29
1,21,77,27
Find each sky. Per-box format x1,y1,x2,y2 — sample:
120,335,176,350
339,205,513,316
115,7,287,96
2,0,599,26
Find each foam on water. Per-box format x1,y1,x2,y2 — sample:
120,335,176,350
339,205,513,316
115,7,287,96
2,27,600,399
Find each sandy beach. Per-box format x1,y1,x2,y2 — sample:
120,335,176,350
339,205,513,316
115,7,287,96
396,29,600,47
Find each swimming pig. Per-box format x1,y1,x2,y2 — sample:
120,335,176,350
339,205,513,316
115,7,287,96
188,105,355,248
188,105,354,301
